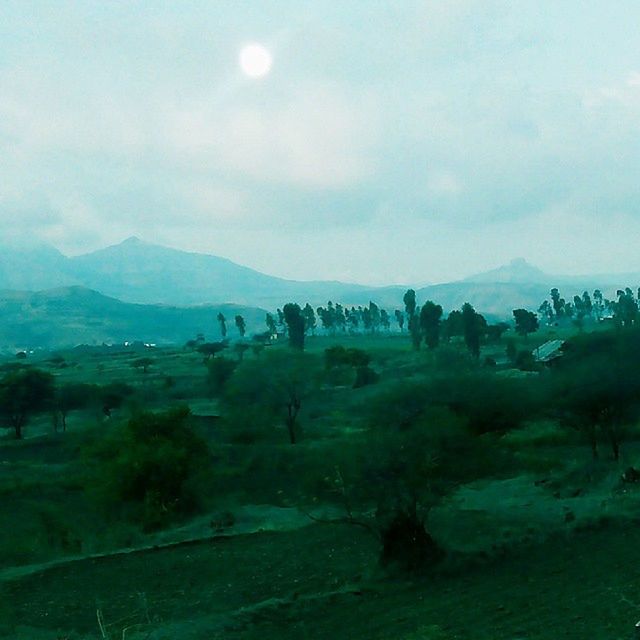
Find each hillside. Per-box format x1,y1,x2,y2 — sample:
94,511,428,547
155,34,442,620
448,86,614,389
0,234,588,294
0,238,373,308
0,286,266,350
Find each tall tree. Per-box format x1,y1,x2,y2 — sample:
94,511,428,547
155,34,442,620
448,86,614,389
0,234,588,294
234,315,246,337
394,309,405,333
461,303,482,358
217,312,227,338
403,289,421,350
265,313,277,336
302,303,317,335
419,301,443,349
283,303,305,350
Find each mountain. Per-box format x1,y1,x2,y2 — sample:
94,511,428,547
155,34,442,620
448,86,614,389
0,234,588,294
463,258,553,285
0,286,266,351
0,237,374,308
2,238,640,326
0,243,75,291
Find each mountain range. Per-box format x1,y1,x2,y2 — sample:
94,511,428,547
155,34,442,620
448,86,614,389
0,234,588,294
2,239,639,350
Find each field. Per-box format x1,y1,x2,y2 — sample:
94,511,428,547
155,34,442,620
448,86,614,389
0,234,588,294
2,325,640,639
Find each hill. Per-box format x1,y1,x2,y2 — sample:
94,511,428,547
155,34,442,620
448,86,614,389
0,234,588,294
1,238,639,320
0,286,266,351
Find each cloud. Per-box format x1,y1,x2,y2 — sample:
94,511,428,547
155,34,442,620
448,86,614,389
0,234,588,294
165,82,381,189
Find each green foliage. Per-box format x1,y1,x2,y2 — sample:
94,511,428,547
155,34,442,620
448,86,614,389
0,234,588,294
235,314,246,337
206,356,237,395
353,365,379,388
461,303,485,358
197,341,227,359
420,301,443,349
54,382,97,430
99,381,135,416
283,303,305,350
549,328,640,459
87,406,209,529
131,356,154,373
221,350,318,443
0,368,55,438
324,345,370,369
217,311,227,337
513,308,539,338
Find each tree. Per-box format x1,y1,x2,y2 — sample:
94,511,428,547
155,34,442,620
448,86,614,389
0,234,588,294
614,289,638,327
538,300,553,325
302,303,317,335
550,288,564,319
54,383,96,432
197,341,227,360
403,289,416,317
222,351,316,444
131,357,154,374
233,342,250,361
234,315,246,337
444,310,464,341
419,301,443,349
380,309,391,331
283,303,305,350
486,322,509,343
206,356,237,396
217,312,227,338
403,289,421,350
0,368,55,439
89,406,209,529
512,309,539,339
265,313,277,336
394,310,405,332
551,330,640,460
593,289,604,321
461,303,482,358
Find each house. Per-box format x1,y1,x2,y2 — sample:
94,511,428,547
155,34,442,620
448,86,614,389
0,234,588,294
533,339,565,364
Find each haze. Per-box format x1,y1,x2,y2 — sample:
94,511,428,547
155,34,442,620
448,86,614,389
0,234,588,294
2,1,640,285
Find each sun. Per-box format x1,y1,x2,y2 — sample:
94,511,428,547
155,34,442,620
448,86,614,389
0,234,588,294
239,43,272,79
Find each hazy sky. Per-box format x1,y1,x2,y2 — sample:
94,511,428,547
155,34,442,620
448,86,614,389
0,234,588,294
3,1,640,285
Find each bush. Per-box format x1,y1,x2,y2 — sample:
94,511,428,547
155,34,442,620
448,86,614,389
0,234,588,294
87,406,210,530
207,356,237,395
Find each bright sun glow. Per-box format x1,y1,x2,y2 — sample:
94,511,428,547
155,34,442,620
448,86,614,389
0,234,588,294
239,43,272,78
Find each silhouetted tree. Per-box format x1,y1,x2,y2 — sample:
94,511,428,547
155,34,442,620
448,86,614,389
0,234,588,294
266,313,277,336
217,312,227,338
461,303,483,358
419,301,443,349
234,315,246,337
302,303,317,335
283,303,305,350
513,309,539,339
0,368,55,439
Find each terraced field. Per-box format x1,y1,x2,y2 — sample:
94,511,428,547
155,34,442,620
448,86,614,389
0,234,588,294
3,522,640,639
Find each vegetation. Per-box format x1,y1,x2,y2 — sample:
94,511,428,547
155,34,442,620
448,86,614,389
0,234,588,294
5,287,640,639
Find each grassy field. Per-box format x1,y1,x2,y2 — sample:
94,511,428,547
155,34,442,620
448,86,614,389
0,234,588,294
2,326,640,639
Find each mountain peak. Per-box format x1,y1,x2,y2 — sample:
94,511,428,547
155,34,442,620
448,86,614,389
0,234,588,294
120,236,144,246
463,258,551,284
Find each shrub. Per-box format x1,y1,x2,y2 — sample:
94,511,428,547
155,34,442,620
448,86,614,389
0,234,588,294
87,406,210,530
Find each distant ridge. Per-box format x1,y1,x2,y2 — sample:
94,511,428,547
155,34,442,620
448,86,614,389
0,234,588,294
1,238,640,322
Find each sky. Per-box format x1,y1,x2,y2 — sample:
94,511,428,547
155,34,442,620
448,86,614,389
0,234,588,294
3,1,640,285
